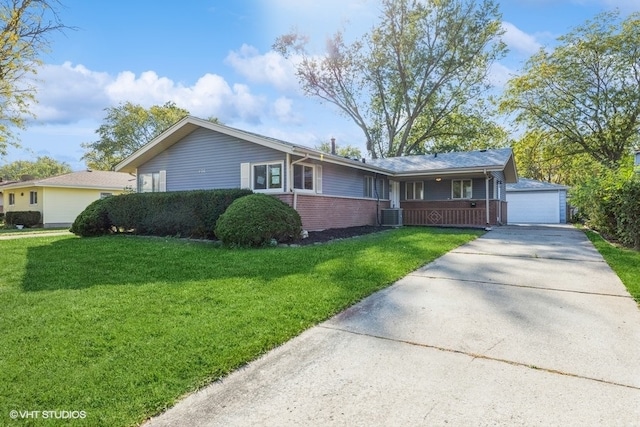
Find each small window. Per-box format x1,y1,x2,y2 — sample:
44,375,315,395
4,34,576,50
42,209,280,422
100,192,113,199
29,191,38,205
138,171,166,193
253,163,283,191
452,179,472,199
293,164,314,191
8,193,15,205
365,176,386,199
405,181,423,200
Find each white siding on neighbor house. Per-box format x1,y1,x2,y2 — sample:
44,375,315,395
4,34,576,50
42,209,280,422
507,190,563,224
3,186,39,214
43,187,126,226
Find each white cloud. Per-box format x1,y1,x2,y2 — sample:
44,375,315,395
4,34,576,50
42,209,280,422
29,62,270,126
271,96,302,124
225,44,299,92
29,62,112,123
502,22,542,55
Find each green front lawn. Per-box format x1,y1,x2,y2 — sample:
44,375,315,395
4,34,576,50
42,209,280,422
585,230,640,303
0,227,482,426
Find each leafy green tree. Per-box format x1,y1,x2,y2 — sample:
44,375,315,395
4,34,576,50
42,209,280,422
411,106,510,154
275,0,506,158
501,11,640,169
0,0,68,157
0,155,71,180
511,130,602,186
315,141,362,158
81,101,192,170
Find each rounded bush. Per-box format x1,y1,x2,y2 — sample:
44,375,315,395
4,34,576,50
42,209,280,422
70,198,112,237
215,194,302,247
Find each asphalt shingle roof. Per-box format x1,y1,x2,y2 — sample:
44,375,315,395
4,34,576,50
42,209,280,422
507,178,568,191
367,148,514,173
1,170,136,190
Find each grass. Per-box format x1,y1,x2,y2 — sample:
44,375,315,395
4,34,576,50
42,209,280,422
0,227,482,426
585,230,640,303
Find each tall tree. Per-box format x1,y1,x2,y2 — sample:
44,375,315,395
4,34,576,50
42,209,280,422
0,0,67,156
500,11,640,170
511,130,602,185
0,155,70,180
274,0,506,158
81,101,192,170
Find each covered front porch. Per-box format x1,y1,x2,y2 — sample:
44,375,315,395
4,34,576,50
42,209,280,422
400,199,508,227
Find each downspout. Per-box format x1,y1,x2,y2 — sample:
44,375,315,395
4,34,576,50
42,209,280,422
484,170,490,229
290,154,309,210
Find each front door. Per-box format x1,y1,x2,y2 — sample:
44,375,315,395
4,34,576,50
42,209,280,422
389,180,400,208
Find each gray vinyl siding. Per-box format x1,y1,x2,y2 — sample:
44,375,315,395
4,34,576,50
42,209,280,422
492,171,507,201
306,161,388,199
402,178,491,201
138,128,286,191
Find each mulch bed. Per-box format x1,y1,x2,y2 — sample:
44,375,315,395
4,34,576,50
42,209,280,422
296,225,388,246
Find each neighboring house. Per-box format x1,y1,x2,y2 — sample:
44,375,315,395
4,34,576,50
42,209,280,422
116,116,518,231
0,179,18,214
506,178,569,224
635,151,640,167
1,170,136,228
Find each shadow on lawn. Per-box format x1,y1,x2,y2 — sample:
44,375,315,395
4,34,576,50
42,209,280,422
20,230,440,292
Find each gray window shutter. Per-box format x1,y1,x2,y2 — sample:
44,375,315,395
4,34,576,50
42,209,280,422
240,163,250,189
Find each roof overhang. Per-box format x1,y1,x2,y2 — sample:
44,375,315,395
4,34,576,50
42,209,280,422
0,182,131,191
115,116,395,175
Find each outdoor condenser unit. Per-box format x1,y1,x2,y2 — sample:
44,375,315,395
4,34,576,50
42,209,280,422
381,208,403,226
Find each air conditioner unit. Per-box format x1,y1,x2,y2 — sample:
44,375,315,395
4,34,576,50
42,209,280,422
381,208,403,226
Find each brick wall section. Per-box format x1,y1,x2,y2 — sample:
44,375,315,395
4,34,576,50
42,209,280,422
401,200,504,226
274,193,388,231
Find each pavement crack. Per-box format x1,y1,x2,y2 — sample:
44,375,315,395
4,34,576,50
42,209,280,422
320,324,640,392
407,274,634,300
451,251,606,263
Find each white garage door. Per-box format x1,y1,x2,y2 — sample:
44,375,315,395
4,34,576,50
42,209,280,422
507,191,560,224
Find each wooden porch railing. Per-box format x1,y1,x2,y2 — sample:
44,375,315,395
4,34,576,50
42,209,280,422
403,208,487,226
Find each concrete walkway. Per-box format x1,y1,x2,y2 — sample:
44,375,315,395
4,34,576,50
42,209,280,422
0,230,72,240
145,225,640,426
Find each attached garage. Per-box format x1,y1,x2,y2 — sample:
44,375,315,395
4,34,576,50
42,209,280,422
506,179,568,224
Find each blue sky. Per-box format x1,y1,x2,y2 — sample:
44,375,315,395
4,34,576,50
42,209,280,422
4,0,640,170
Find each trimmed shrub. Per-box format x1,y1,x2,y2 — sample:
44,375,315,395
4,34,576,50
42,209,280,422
215,194,302,247
5,211,41,227
69,198,112,237
613,177,640,249
70,189,252,238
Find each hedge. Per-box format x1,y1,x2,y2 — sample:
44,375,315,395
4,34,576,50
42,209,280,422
5,211,41,227
71,189,252,238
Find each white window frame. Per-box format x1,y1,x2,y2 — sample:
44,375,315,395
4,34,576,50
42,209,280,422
29,191,38,205
365,176,386,199
252,162,284,193
8,192,15,205
100,192,113,199
405,181,424,200
452,179,473,199
138,170,166,193
293,163,315,192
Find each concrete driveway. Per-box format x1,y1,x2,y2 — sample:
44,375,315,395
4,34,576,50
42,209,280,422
145,225,640,426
